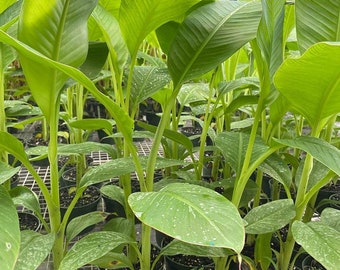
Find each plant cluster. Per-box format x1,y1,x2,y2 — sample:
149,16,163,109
0,0,339,270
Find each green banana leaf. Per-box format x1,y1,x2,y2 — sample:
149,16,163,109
119,0,201,57
292,220,340,270
0,185,20,269
274,42,340,130
296,0,340,53
17,0,97,121
128,183,245,253
257,0,286,79
168,0,262,87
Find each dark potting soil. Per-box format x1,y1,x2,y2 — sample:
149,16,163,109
167,254,214,269
60,186,100,208
18,212,40,231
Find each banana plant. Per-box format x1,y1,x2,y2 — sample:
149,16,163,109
0,0,21,189
273,41,340,270
0,0,133,268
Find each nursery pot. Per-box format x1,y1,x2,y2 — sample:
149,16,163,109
161,238,214,270
18,211,41,232
301,255,325,270
164,254,214,270
180,126,202,147
59,185,101,234
329,192,340,210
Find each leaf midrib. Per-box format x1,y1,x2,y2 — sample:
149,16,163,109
176,2,254,87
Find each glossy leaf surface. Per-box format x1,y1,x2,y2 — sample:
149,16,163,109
17,0,97,120
129,183,245,253
274,136,340,176
292,220,340,270
168,0,262,86
296,0,340,53
59,231,134,270
0,161,20,184
66,212,107,242
119,0,201,56
15,232,55,270
215,131,291,188
10,186,41,216
0,185,20,269
244,199,295,234
130,66,170,107
274,42,340,129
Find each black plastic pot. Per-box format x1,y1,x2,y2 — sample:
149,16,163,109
18,211,41,232
329,192,340,210
180,126,202,147
301,255,326,270
164,254,214,270
60,185,101,234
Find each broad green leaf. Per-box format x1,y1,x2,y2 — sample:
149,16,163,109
137,121,193,153
15,232,55,270
0,0,21,30
0,42,16,71
17,0,97,120
295,159,330,192
0,131,30,166
156,21,181,55
320,208,340,233
130,66,171,107
273,136,340,176
90,251,133,270
296,0,340,53
80,156,186,187
128,183,245,253
69,118,113,132
10,186,41,217
274,42,340,129
58,142,117,159
216,132,291,188
66,211,107,242
0,0,17,13
80,157,136,188
102,218,134,239
177,83,210,106
0,185,20,269
101,185,125,209
0,161,20,184
257,0,285,79
168,0,262,87
161,239,233,257
244,199,295,234
78,42,109,79
119,0,201,57
59,231,135,270
91,4,128,80
292,220,340,270
0,28,134,147
225,95,259,114
218,77,260,97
